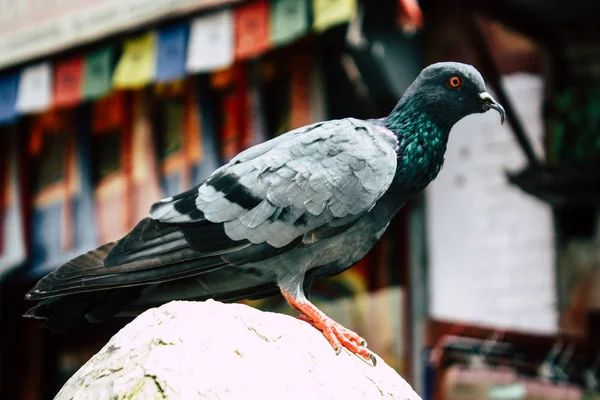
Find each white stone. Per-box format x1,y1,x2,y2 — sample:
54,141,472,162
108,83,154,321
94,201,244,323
55,300,421,400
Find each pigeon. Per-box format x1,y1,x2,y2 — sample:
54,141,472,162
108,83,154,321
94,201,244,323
24,62,505,365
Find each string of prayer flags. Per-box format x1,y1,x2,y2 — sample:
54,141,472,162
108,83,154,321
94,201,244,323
270,0,309,46
312,0,357,32
156,24,189,83
0,127,26,277
83,47,114,100
53,57,84,108
187,10,234,73
113,33,157,90
29,111,98,274
0,74,19,125
0,1,329,121
16,62,52,114
234,0,271,60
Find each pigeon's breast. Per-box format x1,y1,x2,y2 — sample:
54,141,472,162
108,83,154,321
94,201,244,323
395,118,448,189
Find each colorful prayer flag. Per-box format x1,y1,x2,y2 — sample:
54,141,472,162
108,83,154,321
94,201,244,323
187,10,234,73
235,0,271,60
0,74,18,125
113,33,157,90
156,24,189,83
53,57,84,108
312,0,357,32
270,0,309,46
16,62,52,114
83,47,114,99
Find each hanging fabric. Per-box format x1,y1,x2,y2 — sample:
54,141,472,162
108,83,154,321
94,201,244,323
155,81,190,196
53,56,84,108
194,74,220,182
16,62,52,114
213,65,246,162
270,0,309,46
289,41,328,129
234,0,271,61
156,24,189,83
312,0,357,32
130,89,163,222
156,76,219,196
0,126,26,277
113,33,157,90
242,60,268,149
91,91,133,243
83,47,114,100
29,110,97,275
0,73,19,125
187,10,234,73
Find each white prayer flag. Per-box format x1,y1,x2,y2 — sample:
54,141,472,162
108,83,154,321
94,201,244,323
186,10,234,73
16,62,52,113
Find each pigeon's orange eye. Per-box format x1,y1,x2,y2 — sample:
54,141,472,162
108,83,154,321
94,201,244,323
448,76,462,88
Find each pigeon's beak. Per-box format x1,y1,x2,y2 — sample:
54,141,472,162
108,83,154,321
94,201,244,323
479,92,505,124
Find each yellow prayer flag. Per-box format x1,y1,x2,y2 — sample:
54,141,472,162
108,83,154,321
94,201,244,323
312,0,357,32
113,33,156,89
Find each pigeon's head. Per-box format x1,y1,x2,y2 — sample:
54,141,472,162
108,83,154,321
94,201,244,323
401,62,505,128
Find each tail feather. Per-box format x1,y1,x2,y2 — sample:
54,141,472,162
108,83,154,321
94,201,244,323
23,287,144,332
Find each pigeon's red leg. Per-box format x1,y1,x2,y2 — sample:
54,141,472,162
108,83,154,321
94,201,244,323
287,301,364,344
282,291,375,365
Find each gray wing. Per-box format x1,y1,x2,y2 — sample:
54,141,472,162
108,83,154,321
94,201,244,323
150,117,398,248
26,118,397,298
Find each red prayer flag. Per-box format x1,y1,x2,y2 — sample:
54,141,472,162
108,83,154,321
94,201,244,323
235,0,271,61
54,57,84,108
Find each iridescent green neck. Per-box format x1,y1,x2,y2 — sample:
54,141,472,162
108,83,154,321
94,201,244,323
384,100,452,187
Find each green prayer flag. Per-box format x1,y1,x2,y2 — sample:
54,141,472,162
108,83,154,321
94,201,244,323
271,0,309,46
83,47,114,99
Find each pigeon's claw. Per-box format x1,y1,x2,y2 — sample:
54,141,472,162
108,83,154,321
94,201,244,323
297,314,367,347
334,322,368,348
327,321,374,364
282,291,375,365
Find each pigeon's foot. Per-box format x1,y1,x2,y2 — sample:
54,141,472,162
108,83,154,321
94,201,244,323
297,315,367,347
282,291,376,366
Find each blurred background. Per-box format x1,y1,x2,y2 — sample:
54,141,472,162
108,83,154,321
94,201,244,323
1,0,600,398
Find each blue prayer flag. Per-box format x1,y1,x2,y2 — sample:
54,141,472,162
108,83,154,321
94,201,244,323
0,74,18,125
156,25,189,83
